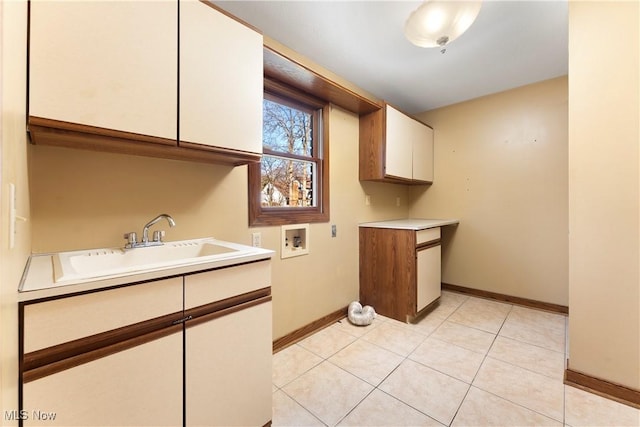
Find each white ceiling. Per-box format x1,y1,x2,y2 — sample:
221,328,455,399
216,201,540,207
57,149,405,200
213,0,568,114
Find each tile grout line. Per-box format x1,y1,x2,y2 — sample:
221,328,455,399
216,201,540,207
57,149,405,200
468,303,568,425
447,301,515,425
275,292,575,426
334,295,467,426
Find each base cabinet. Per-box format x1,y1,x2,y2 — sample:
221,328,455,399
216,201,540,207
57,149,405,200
359,226,441,322
19,261,272,427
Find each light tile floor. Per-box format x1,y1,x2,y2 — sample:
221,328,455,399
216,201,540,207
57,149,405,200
272,291,640,427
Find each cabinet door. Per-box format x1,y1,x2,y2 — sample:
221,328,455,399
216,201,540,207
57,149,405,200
179,0,263,154
185,301,272,426
23,277,183,353
416,244,441,312
23,333,183,427
412,123,434,183
384,105,413,180
29,1,177,139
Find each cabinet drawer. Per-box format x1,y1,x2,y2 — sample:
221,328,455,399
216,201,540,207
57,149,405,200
416,227,441,245
23,277,183,353
185,261,271,310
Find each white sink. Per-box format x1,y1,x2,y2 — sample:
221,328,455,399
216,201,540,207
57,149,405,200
52,238,253,284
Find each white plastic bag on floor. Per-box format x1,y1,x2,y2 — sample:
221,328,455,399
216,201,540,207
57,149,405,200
347,301,376,326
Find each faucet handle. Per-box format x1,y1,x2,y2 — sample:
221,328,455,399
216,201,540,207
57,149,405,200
124,232,137,246
152,230,165,242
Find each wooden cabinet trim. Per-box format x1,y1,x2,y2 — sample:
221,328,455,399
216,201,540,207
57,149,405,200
416,239,441,251
22,312,182,381
359,108,385,181
21,286,271,383
185,294,272,329
264,46,381,115
22,311,184,375
28,116,261,166
22,324,183,384
28,116,176,146
199,0,263,35
185,286,271,324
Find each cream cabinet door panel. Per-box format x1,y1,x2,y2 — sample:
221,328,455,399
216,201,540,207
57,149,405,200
185,301,272,426
23,277,183,353
417,245,441,312
23,333,183,427
29,1,177,139
384,105,413,180
180,0,263,154
412,122,434,182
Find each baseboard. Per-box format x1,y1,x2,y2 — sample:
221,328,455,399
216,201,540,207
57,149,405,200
565,365,640,409
272,306,347,353
441,283,569,315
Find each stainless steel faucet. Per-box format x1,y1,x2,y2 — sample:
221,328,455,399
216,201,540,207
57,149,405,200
124,214,176,249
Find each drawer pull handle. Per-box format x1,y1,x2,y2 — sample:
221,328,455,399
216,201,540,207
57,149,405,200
172,315,193,325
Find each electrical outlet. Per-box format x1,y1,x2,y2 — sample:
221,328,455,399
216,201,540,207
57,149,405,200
331,224,337,237
365,195,371,206
251,232,261,248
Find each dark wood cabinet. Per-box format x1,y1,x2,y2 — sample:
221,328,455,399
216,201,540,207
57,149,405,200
359,226,441,322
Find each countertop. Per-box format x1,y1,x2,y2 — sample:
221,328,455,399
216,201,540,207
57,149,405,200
359,218,459,230
19,241,274,302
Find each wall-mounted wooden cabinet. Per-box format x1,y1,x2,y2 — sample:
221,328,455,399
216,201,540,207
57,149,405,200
359,103,434,184
28,0,262,166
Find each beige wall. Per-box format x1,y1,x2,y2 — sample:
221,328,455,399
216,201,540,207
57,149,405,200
568,1,639,390
411,77,569,306
1,0,31,423
29,105,409,340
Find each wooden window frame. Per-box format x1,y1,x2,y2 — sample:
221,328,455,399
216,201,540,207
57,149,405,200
249,79,330,226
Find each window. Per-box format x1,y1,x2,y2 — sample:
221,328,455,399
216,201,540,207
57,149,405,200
249,80,329,226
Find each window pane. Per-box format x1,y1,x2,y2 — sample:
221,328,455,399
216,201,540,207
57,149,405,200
260,155,315,207
263,99,313,157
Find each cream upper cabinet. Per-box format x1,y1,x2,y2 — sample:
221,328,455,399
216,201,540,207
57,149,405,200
360,103,434,184
385,105,414,180
29,0,177,140
412,122,434,182
179,0,263,155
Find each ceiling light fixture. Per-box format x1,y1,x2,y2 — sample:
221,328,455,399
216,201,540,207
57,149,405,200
404,1,482,53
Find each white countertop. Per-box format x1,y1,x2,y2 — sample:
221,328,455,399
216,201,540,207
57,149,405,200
359,218,459,230
19,241,274,302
